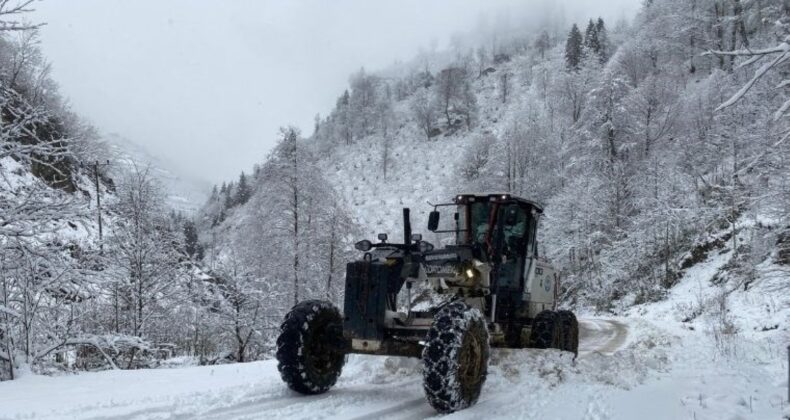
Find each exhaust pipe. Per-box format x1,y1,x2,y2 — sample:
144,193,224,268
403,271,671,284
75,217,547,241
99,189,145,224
403,208,412,246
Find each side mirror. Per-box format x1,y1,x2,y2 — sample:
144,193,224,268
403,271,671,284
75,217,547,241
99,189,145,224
428,211,440,231
355,240,372,252
377,233,388,242
410,233,422,242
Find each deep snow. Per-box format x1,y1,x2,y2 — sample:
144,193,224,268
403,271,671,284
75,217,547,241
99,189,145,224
1,319,630,420
2,313,784,419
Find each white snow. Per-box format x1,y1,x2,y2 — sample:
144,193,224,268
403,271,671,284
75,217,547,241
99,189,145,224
4,311,784,419
4,221,788,419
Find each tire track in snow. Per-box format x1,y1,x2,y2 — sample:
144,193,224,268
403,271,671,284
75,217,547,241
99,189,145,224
197,392,337,420
82,388,299,420
196,378,423,419
344,397,429,420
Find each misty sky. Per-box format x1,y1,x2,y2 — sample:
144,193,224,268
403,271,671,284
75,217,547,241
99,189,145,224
33,0,640,184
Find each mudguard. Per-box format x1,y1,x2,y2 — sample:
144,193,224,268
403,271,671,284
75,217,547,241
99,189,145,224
342,260,402,341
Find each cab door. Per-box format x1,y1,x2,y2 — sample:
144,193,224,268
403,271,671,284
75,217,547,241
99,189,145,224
496,203,530,285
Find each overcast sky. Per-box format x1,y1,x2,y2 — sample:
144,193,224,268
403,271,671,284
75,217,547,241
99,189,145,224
33,0,640,184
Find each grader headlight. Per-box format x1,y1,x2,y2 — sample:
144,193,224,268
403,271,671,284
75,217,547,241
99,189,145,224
454,261,483,287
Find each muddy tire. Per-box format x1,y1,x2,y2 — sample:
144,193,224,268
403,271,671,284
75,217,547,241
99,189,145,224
276,300,346,395
555,310,579,355
422,301,490,413
529,310,560,349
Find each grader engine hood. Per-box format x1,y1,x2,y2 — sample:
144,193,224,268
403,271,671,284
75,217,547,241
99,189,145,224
421,249,465,276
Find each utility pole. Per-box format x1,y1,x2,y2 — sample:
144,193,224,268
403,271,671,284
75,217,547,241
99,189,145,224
83,160,110,247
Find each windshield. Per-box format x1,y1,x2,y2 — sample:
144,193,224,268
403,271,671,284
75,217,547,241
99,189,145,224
427,200,498,247
460,202,493,245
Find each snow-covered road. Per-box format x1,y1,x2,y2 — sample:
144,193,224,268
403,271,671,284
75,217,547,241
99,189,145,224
578,319,629,356
1,318,633,420
4,314,785,419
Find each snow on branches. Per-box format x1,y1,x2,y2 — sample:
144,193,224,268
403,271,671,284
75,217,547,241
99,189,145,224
705,37,790,118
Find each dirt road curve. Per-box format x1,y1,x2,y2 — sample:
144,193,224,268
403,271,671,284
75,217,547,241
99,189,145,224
577,318,629,356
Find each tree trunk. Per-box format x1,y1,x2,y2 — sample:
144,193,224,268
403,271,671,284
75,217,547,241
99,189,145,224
292,138,300,306
327,222,336,300
714,2,726,70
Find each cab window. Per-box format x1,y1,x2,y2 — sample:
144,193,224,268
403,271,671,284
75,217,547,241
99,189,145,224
500,204,528,256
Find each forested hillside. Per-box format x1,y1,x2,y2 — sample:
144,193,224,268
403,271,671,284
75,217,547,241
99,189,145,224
199,0,789,358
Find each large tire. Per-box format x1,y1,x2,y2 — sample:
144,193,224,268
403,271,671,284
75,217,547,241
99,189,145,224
276,300,346,395
529,310,560,349
422,301,490,413
555,310,579,356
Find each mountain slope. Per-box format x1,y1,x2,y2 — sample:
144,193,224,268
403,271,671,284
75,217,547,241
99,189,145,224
106,133,210,214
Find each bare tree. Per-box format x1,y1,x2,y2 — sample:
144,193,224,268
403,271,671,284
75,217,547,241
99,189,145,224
410,87,439,139
705,35,790,172
0,1,43,32
434,67,469,127
499,71,511,103
104,164,184,368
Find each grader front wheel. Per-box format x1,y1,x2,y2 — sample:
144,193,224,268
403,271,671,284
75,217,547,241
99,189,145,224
276,300,346,395
422,301,490,413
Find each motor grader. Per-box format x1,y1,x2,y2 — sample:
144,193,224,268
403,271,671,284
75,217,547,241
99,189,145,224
276,194,579,413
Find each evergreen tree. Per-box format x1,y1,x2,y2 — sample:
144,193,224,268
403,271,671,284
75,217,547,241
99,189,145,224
565,24,584,70
596,18,610,63
335,90,352,145
236,172,251,206
183,219,203,260
584,19,600,56
210,185,219,202
224,181,235,209
535,30,551,60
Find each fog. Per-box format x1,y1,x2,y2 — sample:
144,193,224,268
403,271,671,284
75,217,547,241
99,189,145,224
33,0,640,184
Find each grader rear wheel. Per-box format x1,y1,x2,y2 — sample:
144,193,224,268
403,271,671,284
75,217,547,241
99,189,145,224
529,310,561,349
555,310,579,356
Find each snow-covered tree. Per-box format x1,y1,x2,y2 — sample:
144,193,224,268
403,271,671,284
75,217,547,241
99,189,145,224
410,87,440,139
183,219,203,260
584,20,600,56
238,127,354,307
565,24,584,70
103,165,185,367
434,66,475,129
534,30,552,60
235,171,251,206
595,18,610,63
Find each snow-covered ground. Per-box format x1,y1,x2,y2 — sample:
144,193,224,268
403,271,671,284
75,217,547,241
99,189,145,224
3,314,785,419
0,318,627,420
2,244,787,419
